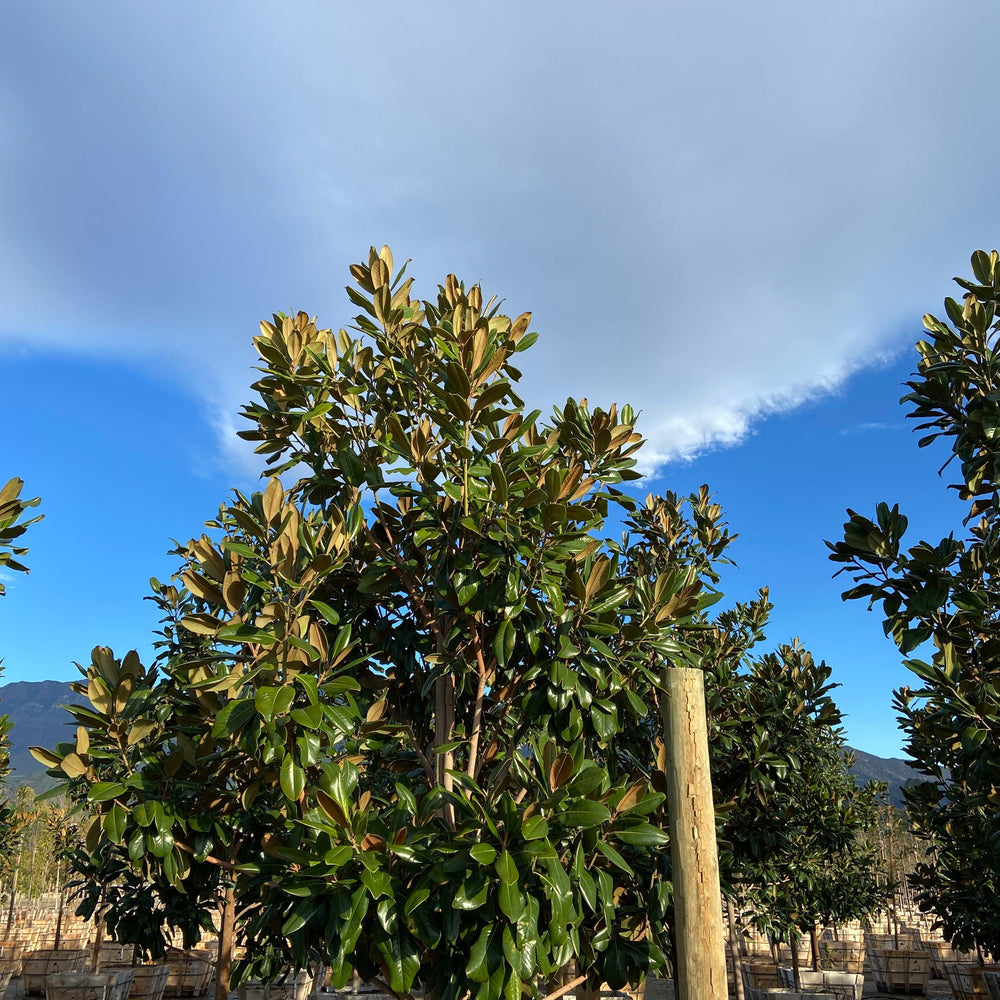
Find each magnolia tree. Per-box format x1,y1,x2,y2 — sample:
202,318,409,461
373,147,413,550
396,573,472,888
697,595,887,986
0,479,42,861
830,250,1000,955
36,250,737,1000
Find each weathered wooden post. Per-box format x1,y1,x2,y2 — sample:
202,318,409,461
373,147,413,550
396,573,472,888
661,667,727,1000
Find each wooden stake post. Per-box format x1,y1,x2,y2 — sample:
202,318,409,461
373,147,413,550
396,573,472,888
661,668,727,1000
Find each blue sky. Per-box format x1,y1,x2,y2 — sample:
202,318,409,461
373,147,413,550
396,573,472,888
0,1,992,757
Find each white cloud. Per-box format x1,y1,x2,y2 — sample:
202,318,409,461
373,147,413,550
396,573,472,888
0,0,995,474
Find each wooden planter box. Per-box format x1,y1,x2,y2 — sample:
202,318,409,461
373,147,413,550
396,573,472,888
777,968,863,1000
981,969,1000,1000
23,951,89,996
867,949,930,996
746,962,781,990
755,990,835,1000
742,963,782,1000
104,965,170,1000
944,964,1000,1000
0,939,25,976
775,941,811,967
45,970,135,1000
238,972,314,1000
99,945,133,967
922,941,977,977
866,930,922,950
162,950,215,998
817,941,864,975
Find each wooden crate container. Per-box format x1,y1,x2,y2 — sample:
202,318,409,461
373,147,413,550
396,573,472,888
23,950,89,996
818,940,865,974
99,945,133,967
922,940,976,977
775,941,811,966
778,967,863,1000
867,949,930,996
162,949,215,998
0,939,25,976
821,929,864,943
981,969,1000,1000
740,969,834,1000
238,972,314,1000
866,930,922,950
103,965,170,1000
945,964,1000,1000
45,970,134,1000
744,962,781,991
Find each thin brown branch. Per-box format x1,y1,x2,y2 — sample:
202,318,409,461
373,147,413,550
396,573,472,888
174,841,278,890
466,624,490,780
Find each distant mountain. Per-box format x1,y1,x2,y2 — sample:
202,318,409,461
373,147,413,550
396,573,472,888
0,679,80,791
847,746,922,808
0,679,927,803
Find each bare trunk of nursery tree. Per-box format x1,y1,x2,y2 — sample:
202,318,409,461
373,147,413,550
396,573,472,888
726,896,746,1000
4,843,20,935
89,884,106,975
433,630,455,827
53,861,64,951
215,883,236,1000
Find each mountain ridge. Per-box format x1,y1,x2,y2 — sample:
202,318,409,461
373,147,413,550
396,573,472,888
0,679,922,802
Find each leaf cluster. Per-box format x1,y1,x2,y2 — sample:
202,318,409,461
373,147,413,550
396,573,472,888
829,250,1000,954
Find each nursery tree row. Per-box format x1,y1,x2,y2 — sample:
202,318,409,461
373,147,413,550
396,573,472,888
26,250,885,1000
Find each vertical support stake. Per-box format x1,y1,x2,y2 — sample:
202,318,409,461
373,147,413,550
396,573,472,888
662,667,727,1000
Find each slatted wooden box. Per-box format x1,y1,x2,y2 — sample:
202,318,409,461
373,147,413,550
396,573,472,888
23,950,89,996
104,964,170,1000
922,941,977,977
944,964,1000,1000
238,972,314,1000
45,970,135,1000
981,969,1000,1000
867,949,930,996
818,941,865,974
777,967,863,1000
0,939,25,976
162,949,215,998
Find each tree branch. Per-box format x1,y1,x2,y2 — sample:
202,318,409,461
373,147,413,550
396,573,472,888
466,624,490,780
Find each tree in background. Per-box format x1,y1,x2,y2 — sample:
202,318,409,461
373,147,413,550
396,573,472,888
35,249,737,1000
830,250,1000,956
0,479,42,880
699,595,887,985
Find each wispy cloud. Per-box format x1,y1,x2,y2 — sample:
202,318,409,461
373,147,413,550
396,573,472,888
839,422,891,437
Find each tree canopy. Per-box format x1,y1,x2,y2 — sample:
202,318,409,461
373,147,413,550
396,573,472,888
830,249,1000,954
33,248,885,1000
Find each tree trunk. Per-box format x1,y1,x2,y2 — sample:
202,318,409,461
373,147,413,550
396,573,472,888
725,896,745,1000
215,883,236,1000
27,836,38,901
790,935,801,992
661,668,727,1000
434,671,456,827
53,862,64,951
4,845,19,936
89,885,106,975
810,925,820,972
